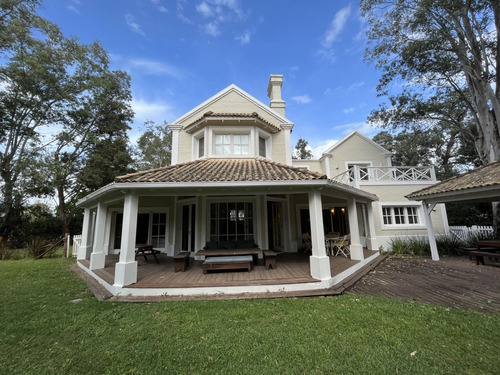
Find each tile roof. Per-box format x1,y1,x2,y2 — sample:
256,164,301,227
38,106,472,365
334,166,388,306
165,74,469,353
406,161,500,199
183,111,281,133
115,158,327,183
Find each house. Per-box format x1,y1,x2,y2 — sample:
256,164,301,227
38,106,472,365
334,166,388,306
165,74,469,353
75,74,448,297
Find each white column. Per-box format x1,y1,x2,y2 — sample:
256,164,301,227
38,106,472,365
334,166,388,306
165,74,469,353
423,201,440,261
365,203,378,250
114,193,139,287
282,124,294,166
90,201,107,270
77,207,93,260
308,190,331,280
347,197,364,260
323,154,331,178
169,124,182,165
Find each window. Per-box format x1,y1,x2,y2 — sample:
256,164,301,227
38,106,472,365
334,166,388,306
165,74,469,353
382,206,421,227
259,136,266,158
198,136,204,158
214,134,249,156
113,212,167,249
151,213,166,248
210,202,254,242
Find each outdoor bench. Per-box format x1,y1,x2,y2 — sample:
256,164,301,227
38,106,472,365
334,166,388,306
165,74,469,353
202,255,253,274
469,251,500,265
173,252,190,272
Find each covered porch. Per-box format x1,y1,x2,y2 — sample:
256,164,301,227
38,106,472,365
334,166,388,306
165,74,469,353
77,249,380,295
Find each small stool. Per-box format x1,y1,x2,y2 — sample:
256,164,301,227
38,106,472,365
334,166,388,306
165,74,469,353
173,252,190,272
263,250,277,270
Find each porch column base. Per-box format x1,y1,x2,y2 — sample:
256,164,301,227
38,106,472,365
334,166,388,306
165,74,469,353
367,237,378,251
350,244,364,260
90,251,106,270
114,261,138,287
309,255,331,280
77,245,92,260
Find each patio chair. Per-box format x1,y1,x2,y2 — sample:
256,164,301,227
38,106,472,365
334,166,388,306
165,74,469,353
333,235,350,257
302,233,312,253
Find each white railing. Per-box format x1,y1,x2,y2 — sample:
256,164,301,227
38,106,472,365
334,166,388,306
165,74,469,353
331,165,436,186
449,225,493,242
72,235,82,258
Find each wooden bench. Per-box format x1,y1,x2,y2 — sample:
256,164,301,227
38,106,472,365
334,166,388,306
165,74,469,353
173,252,190,272
469,251,500,265
202,255,253,274
263,250,277,269
135,245,161,264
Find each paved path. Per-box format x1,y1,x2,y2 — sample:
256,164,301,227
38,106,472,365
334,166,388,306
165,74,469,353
349,255,500,314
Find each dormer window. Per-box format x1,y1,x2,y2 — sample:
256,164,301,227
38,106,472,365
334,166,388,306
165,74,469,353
214,134,249,156
259,136,266,158
198,136,205,157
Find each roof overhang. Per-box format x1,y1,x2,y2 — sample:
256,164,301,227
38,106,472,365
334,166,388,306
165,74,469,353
407,185,500,204
77,180,378,208
183,112,281,134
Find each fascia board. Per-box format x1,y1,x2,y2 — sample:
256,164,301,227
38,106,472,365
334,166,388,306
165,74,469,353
406,185,500,204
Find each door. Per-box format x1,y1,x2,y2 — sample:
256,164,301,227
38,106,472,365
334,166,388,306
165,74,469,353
267,201,283,251
181,204,196,252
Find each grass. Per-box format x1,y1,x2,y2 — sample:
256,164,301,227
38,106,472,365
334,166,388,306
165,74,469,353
1,258,499,374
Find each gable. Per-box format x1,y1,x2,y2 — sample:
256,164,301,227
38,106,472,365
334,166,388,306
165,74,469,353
172,85,293,130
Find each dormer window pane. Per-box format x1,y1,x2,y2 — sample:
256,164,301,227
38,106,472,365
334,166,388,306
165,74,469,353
259,136,266,157
198,136,204,157
214,134,249,156
234,135,249,155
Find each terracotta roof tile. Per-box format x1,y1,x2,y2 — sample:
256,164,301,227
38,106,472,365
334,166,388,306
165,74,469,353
406,161,500,199
183,112,280,133
115,158,327,183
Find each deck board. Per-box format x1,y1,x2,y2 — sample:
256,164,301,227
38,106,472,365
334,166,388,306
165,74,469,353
79,249,379,289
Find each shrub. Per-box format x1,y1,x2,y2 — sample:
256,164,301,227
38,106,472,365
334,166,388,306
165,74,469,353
25,237,61,259
435,234,464,256
388,234,463,257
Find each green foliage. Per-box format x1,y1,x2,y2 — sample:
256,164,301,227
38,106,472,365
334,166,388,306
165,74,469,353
388,235,465,256
292,138,313,160
0,259,499,374
362,0,500,164
133,120,172,170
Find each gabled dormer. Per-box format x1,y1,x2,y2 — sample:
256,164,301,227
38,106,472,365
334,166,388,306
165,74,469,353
168,75,295,165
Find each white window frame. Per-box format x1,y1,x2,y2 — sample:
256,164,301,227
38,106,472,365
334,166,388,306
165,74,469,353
206,197,256,243
192,129,207,160
208,126,255,158
379,203,425,230
257,130,272,159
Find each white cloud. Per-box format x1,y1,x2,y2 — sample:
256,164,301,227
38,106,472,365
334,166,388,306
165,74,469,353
291,95,312,104
204,21,221,36
310,139,339,159
347,81,365,92
235,30,251,45
67,5,80,14
131,98,175,124
196,2,214,17
321,5,351,48
129,59,183,79
125,14,145,36
319,5,352,62
343,107,354,114
333,121,379,138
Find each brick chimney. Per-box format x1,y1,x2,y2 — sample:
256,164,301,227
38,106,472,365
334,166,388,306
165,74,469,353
267,74,285,117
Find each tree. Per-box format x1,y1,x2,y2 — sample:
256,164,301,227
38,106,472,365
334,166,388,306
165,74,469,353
361,0,499,164
293,138,313,160
133,120,172,171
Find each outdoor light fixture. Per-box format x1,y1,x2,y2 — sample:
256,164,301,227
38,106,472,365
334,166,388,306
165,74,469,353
330,208,335,214
341,208,345,213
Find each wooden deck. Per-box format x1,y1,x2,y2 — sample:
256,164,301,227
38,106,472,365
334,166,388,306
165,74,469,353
79,250,378,289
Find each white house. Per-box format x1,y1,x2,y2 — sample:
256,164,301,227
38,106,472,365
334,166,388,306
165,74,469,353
75,74,448,297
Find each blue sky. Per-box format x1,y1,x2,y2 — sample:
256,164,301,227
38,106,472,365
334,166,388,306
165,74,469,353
39,0,385,157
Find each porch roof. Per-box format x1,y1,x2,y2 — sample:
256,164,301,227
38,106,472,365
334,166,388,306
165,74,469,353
406,161,500,203
183,112,281,134
116,158,325,183
77,158,378,207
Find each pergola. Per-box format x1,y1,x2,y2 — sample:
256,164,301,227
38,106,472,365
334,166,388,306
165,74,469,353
406,161,500,261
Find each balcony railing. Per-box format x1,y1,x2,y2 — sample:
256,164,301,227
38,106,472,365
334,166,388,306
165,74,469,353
331,166,436,187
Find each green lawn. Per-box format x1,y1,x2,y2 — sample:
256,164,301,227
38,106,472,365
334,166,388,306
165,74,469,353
1,258,499,375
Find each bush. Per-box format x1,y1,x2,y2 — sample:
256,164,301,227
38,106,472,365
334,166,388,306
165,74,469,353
25,237,61,259
388,234,464,257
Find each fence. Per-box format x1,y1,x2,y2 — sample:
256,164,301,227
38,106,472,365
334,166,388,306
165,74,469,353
449,226,493,242
72,235,82,258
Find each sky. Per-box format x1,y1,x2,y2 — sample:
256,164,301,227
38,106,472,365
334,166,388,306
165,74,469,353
39,0,386,158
